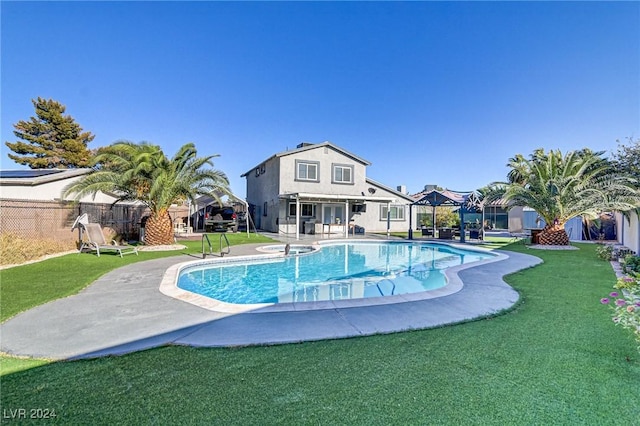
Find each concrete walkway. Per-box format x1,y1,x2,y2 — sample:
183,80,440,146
1,236,542,360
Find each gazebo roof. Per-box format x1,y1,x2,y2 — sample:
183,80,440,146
411,189,483,213
412,189,465,206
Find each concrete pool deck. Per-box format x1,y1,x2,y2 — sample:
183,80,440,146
1,235,542,360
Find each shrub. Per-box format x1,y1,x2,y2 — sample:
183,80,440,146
595,244,614,261
0,233,76,267
621,254,640,275
601,279,640,353
436,208,458,228
615,276,640,290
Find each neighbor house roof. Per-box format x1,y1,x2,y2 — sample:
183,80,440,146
0,168,93,186
0,168,139,204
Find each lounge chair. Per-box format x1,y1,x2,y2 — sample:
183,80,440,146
508,217,530,243
80,223,138,258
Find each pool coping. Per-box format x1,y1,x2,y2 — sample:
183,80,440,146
160,240,508,314
0,239,543,360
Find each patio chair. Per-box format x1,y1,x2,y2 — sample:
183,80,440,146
80,223,138,258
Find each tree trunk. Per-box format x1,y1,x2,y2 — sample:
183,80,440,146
144,211,174,245
538,223,570,245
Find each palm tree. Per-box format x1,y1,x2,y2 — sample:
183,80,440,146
489,148,640,245
64,141,231,245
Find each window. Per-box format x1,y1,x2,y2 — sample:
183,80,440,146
332,164,353,184
296,160,319,182
289,203,314,217
263,202,268,216
380,205,405,221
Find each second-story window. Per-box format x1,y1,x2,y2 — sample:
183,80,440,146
296,160,319,182
332,164,353,184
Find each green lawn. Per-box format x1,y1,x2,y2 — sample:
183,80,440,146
0,232,274,322
1,241,639,424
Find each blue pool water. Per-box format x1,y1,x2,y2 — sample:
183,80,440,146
177,241,494,305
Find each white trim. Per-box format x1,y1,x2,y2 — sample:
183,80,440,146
280,192,396,203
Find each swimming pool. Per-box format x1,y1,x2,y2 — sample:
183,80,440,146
170,241,497,312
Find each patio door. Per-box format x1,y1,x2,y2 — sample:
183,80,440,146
323,204,345,225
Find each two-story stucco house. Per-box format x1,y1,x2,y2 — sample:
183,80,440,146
241,142,415,238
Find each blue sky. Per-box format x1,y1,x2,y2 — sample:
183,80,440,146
2,1,638,198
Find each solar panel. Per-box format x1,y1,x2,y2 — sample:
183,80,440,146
0,169,64,178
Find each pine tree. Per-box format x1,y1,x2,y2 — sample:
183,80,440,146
5,97,95,168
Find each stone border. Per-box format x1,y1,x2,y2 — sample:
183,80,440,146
0,250,78,270
0,247,542,359
527,244,578,250
137,244,187,252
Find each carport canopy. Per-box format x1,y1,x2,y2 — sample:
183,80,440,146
194,192,251,236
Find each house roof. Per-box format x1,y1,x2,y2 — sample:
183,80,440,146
241,141,371,177
278,178,415,204
0,168,93,186
365,177,415,203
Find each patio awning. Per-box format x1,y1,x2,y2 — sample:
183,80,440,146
279,192,396,203
279,192,397,240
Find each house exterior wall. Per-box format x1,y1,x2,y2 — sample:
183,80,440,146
352,186,409,233
244,143,414,235
245,156,281,231
616,211,640,254
278,146,367,197
277,191,411,235
0,174,117,203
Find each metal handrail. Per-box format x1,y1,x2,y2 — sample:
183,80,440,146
202,233,213,259
202,232,231,258
376,279,396,296
220,233,230,257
